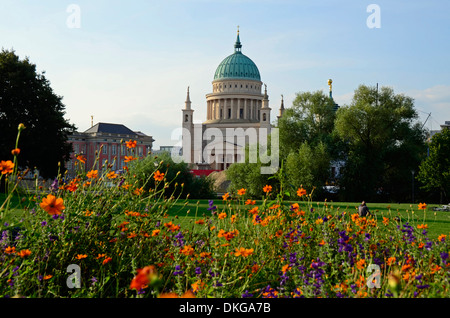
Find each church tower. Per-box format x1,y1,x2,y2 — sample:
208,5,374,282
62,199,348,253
260,84,271,131
182,86,194,164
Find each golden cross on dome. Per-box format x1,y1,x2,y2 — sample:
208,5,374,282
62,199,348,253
237,25,239,34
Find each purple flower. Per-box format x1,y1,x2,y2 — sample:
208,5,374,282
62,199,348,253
207,200,217,214
41,221,47,227
242,290,253,298
173,265,184,276
195,267,202,275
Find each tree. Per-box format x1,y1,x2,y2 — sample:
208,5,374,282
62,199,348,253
284,141,330,199
0,49,76,179
278,90,337,158
417,128,450,203
334,85,427,202
129,152,216,199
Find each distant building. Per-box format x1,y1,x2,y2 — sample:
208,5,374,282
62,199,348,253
66,122,155,177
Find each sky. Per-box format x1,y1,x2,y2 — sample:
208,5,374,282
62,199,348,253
1,0,449,148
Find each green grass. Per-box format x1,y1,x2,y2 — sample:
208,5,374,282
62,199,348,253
166,198,450,240
3,193,450,240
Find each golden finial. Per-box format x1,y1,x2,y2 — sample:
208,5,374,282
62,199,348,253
328,79,332,91
237,25,239,34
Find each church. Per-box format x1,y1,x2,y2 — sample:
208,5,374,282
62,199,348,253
181,29,284,172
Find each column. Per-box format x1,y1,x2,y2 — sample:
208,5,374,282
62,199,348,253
244,99,248,119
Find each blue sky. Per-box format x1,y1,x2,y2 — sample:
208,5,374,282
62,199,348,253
1,0,449,148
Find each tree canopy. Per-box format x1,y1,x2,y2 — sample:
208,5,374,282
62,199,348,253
417,128,450,203
0,49,76,179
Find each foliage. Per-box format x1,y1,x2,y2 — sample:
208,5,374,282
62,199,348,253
128,151,216,199
417,128,450,203
334,85,427,202
0,49,76,179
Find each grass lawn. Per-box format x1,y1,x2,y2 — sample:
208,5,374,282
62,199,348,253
2,193,450,240
167,198,450,240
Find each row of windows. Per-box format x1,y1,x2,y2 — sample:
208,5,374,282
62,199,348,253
73,143,147,156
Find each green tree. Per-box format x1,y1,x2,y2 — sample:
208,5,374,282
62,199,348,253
277,90,338,159
129,152,216,199
334,85,427,202
284,141,330,199
417,128,450,203
0,49,76,179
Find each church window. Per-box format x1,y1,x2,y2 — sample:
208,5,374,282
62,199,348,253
185,114,189,122
228,108,231,119
240,108,243,118
220,109,223,118
263,113,267,121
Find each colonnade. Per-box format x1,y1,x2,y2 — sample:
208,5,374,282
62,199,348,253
206,98,262,121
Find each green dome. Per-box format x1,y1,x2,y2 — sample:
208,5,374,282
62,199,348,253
213,33,261,81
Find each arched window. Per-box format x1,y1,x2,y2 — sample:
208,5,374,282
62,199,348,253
185,114,189,122
263,113,267,121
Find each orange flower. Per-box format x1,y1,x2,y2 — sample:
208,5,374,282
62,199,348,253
102,257,112,265
195,219,205,225
65,180,79,192
124,156,137,163
387,257,396,266
43,275,53,280
0,160,14,175
249,206,259,215
5,246,16,254
17,249,32,258
356,259,366,270
382,217,389,226
126,140,137,148
152,229,160,237
234,247,254,257
86,169,98,179
417,224,428,229
245,199,256,205
133,187,144,196
218,212,227,219
237,188,246,196
130,265,157,290
282,264,291,273
263,185,272,194
251,264,260,273
153,170,164,181
191,280,205,293
417,203,427,210
107,171,118,179
40,194,65,215
180,245,194,256
438,234,447,242
76,154,86,163
76,254,87,260
297,187,307,197
11,148,20,156
222,192,230,200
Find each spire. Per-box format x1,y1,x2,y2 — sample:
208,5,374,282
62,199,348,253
278,95,285,119
185,86,191,110
234,25,242,52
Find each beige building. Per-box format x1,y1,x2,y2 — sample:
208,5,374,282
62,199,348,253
182,30,283,171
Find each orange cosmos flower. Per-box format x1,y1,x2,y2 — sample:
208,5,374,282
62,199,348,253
17,249,32,258
191,280,205,293
234,247,254,257
43,275,53,280
237,188,246,196
180,245,194,256
86,169,98,179
102,257,112,265
40,194,65,215
263,185,272,194
438,234,446,242
153,170,164,181
130,265,158,291
218,212,227,219
245,199,256,205
356,259,366,270
0,160,14,175
107,171,118,179
382,217,389,226
297,187,307,197
222,192,230,200
76,254,87,260
417,224,428,229
195,219,205,225
76,154,86,163
133,187,144,196
387,257,396,266
124,156,137,163
417,203,427,210
5,246,16,254
152,229,160,237
282,264,291,273
126,140,137,148
11,148,20,156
